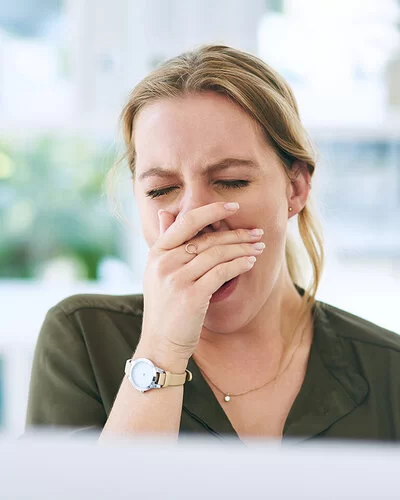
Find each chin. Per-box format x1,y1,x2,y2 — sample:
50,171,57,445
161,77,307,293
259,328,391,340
203,268,276,334
203,306,253,334
203,283,257,334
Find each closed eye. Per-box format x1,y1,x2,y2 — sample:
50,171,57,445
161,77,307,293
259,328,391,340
146,186,178,199
215,180,250,189
145,180,250,199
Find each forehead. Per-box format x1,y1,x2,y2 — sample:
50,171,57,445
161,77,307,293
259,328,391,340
133,92,273,173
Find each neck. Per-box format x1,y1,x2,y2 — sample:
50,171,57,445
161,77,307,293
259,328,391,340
194,271,310,380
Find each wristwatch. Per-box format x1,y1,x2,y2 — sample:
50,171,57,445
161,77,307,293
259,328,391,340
125,358,192,393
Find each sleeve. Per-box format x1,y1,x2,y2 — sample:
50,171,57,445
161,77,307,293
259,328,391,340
25,304,107,432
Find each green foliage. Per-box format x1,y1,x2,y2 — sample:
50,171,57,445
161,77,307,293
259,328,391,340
0,135,120,279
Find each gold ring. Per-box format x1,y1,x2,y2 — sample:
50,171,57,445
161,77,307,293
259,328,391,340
185,243,198,255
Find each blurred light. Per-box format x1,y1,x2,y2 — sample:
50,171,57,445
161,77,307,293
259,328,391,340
0,152,15,179
36,256,88,282
6,200,35,234
97,256,134,285
259,0,400,126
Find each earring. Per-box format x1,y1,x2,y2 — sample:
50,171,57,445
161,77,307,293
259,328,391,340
288,207,293,212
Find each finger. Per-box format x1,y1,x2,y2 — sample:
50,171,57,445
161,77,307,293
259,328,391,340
158,202,240,250
182,242,265,281
158,209,176,235
153,229,263,277
189,228,264,255
196,256,256,296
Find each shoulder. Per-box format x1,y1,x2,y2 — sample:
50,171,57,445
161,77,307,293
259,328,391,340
51,293,144,318
39,293,144,354
29,292,145,428
315,300,400,353
314,301,400,407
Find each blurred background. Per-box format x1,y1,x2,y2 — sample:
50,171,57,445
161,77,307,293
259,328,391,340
1,0,400,436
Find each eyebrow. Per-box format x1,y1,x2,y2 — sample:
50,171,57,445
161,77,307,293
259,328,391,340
138,157,259,181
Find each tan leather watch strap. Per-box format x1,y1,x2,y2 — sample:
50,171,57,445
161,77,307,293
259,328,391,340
157,369,193,388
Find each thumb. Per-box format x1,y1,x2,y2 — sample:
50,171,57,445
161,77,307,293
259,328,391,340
158,209,176,235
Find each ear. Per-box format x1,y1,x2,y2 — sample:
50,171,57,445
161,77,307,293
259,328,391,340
286,160,311,218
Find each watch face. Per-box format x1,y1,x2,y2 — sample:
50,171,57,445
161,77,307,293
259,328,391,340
131,359,155,391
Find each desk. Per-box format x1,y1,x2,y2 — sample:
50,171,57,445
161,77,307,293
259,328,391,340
1,434,399,499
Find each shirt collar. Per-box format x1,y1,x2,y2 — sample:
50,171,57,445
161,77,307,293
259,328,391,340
184,357,238,439
182,301,369,441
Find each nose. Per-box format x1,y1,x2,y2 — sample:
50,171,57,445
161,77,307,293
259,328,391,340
178,183,222,232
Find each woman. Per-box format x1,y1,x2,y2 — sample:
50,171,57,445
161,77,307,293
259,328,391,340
26,45,400,442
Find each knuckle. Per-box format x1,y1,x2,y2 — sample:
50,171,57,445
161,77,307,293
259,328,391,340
165,272,181,290
154,254,169,276
214,264,226,281
233,229,242,241
197,232,211,247
211,245,224,261
241,242,252,253
177,212,189,227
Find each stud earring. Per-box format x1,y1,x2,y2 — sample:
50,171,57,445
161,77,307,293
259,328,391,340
288,207,293,212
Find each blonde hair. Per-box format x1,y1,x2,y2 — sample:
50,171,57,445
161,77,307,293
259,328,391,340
110,44,324,328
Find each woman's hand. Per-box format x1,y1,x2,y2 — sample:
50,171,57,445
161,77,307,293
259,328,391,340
138,202,265,368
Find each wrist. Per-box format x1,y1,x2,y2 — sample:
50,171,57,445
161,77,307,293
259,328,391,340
133,340,190,374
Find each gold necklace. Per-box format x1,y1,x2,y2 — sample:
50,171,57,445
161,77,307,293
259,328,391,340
198,327,307,403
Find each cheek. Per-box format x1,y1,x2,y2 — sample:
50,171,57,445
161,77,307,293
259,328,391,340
142,223,158,247
136,199,160,247
236,191,287,234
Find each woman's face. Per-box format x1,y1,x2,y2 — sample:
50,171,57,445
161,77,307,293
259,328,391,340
133,92,296,333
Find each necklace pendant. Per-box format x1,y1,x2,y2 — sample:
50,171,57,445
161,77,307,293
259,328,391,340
224,394,231,402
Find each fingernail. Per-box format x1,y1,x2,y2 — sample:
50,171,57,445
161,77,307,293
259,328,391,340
252,242,265,250
224,202,239,211
248,256,257,264
248,228,264,237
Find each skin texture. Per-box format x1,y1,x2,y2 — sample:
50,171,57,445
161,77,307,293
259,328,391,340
133,92,311,367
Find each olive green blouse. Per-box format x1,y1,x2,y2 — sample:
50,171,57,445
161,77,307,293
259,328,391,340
26,293,400,442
